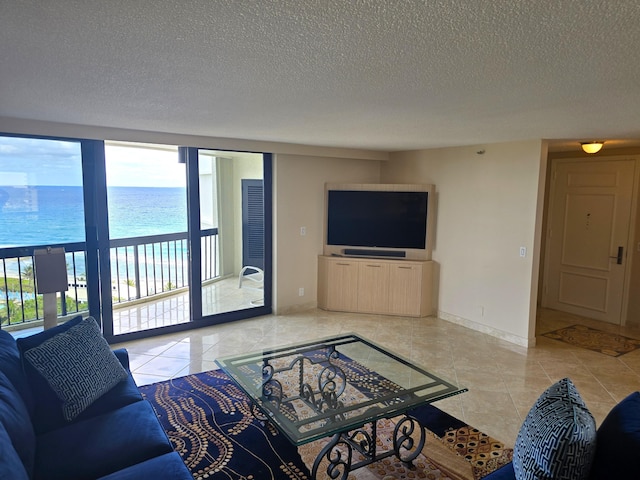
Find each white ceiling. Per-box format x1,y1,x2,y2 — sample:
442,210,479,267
1,1,639,153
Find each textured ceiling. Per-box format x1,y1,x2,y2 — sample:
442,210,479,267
1,1,639,152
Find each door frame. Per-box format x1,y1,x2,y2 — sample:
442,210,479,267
541,155,640,326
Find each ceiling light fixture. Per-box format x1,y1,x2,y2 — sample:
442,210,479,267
581,141,604,154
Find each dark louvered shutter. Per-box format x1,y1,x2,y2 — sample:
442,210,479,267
242,179,264,271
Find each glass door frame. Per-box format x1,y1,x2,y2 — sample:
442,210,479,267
0,133,273,342
182,147,273,326
0,134,101,330
101,147,273,341
101,147,273,342
81,140,111,330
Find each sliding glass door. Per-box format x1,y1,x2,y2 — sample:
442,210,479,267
197,150,266,316
104,142,189,335
101,143,271,339
102,144,271,339
0,134,271,340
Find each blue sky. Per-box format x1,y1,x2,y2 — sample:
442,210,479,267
0,137,82,186
105,143,186,187
0,136,186,187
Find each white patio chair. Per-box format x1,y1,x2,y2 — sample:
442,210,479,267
238,266,264,306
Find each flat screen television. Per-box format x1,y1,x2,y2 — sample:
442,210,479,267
324,183,435,260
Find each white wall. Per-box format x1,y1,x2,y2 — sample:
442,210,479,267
381,141,547,346
273,154,381,313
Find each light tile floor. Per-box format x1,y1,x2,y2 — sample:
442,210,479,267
116,307,640,448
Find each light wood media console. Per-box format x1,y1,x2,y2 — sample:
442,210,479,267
317,255,433,318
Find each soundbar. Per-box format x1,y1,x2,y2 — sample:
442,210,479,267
343,249,406,258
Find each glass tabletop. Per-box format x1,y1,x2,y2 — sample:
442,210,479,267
215,333,467,445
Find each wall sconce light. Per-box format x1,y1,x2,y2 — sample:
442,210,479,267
581,141,604,154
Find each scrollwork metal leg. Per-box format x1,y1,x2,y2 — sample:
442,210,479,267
392,414,426,466
312,433,352,480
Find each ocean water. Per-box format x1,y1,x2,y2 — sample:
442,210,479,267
0,185,187,247
0,186,188,277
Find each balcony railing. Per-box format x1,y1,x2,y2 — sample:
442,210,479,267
0,229,219,328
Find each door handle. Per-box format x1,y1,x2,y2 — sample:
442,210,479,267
609,246,623,265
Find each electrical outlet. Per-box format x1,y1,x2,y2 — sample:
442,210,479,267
298,287,304,296
300,226,306,236
519,246,526,257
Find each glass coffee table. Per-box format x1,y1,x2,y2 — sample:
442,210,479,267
216,333,467,479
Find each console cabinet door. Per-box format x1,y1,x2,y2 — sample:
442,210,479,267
357,262,390,314
388,263,426,316
324,259,359,312
318,256,432,317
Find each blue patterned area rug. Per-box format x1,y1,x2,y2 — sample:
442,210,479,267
139,370,512,480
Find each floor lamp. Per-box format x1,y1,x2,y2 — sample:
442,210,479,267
34,247,68,330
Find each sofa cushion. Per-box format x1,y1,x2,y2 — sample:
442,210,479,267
113,348,131,370
0,370,36,477
17,315,84,430
97,452,192,480
18,316,142,434
0,422,29,480
482,462,515,479
513,377,596,480
20,316,129,422
590,391,640,479
0,329,34,413
35,400,174,480
17,314,84,352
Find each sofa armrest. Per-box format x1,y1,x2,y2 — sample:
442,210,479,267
112,349,130,371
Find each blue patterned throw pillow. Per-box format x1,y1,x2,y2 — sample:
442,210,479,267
22,317,128,421
513,377,596,480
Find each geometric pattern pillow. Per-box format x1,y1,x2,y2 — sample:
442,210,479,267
513,377,596,480
22,317,128,421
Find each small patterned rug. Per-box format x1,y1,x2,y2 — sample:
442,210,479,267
543,324,640,357
139,369,512,479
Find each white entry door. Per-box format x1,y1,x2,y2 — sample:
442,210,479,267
543,158,636,324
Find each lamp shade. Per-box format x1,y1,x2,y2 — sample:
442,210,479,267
34,247,68,294
581,142,604,154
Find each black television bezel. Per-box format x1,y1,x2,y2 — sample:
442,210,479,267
323,183,434,261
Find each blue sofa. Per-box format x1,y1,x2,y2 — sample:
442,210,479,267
483,379,640,480
0,316,192,480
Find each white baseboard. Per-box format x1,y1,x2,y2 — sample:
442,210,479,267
438,310,536,348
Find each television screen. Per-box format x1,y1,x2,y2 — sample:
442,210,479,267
327,190,428,249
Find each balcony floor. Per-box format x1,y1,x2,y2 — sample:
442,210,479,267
113,276,262,335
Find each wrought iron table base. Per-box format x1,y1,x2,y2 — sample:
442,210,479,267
311,414,426,480
216,335,466,480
